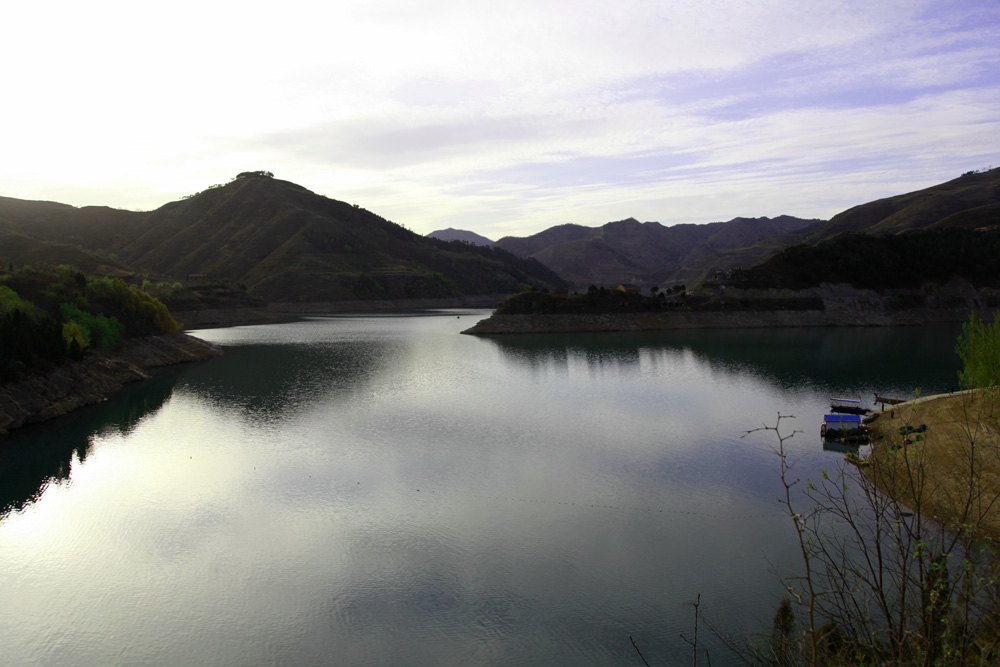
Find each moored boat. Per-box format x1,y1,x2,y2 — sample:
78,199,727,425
874,393,905,408
830,397,867,414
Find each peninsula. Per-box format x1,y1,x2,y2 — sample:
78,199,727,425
0,265,221,433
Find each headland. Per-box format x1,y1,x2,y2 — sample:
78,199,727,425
0,333,221,434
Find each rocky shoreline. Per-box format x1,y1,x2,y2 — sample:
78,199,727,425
173,294,510,328
0,333,222,434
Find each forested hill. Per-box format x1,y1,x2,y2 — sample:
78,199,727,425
740,226,1000,291
0,173,565,302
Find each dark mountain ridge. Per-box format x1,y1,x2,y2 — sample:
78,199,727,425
426,228,495,246
495,223,595,258
488,168,999,291
495,215,820,288
741,225,1000,293
0,174,565,302
806,168,1000,242
4,167,996,306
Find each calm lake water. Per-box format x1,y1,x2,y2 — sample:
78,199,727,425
0,311,963,666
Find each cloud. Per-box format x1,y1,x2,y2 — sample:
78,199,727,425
251,114,611,170
1,0,997,237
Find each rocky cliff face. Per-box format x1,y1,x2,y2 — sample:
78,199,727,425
0,333,222,434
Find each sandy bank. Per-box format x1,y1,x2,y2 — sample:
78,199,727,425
864,389,1000,537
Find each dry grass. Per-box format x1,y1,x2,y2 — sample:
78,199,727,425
865,389,1000,538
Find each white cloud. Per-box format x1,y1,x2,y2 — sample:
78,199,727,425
1,0,997,238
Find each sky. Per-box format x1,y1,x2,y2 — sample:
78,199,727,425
2,0,998,240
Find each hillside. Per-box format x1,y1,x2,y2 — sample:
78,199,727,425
0,174,565,302
495,215,819,288
665,222,828,287
805,168,1000,242
740,226,1000,291
731,169,1000,292
0,226,133,276
495,223,595,257
489,169,1000,292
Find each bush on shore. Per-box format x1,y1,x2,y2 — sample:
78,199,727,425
0,265,179,383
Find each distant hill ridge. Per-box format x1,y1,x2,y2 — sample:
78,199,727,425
805,167,1000,242
484,168,1000,289
426,228,495,246
494,215,822,288
2,167,997,304
0,174,565,302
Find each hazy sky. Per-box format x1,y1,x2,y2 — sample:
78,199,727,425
3,0,998,239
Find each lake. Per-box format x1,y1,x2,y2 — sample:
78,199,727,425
0,312,963,665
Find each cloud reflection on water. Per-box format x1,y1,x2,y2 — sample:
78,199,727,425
0,316,969,665
0,364,189,519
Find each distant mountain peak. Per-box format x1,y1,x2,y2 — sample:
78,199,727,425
426,228,495,246
0,177,564,301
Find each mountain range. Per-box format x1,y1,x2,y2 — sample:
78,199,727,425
493,215,822,288
486,168,1000,289
1,167,997,304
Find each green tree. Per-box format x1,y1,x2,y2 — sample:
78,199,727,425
88,277,179,334
62,320,88,358
60,303,124,350
956,312,1000,389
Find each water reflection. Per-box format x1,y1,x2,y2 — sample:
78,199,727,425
176,338,405,423
0,316,970,666
822,438,863,455
480,324,962,397
0,365,185,518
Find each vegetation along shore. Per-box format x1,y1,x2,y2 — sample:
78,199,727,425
743,313,1000,666
461,280,999,334
0,265,220,433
